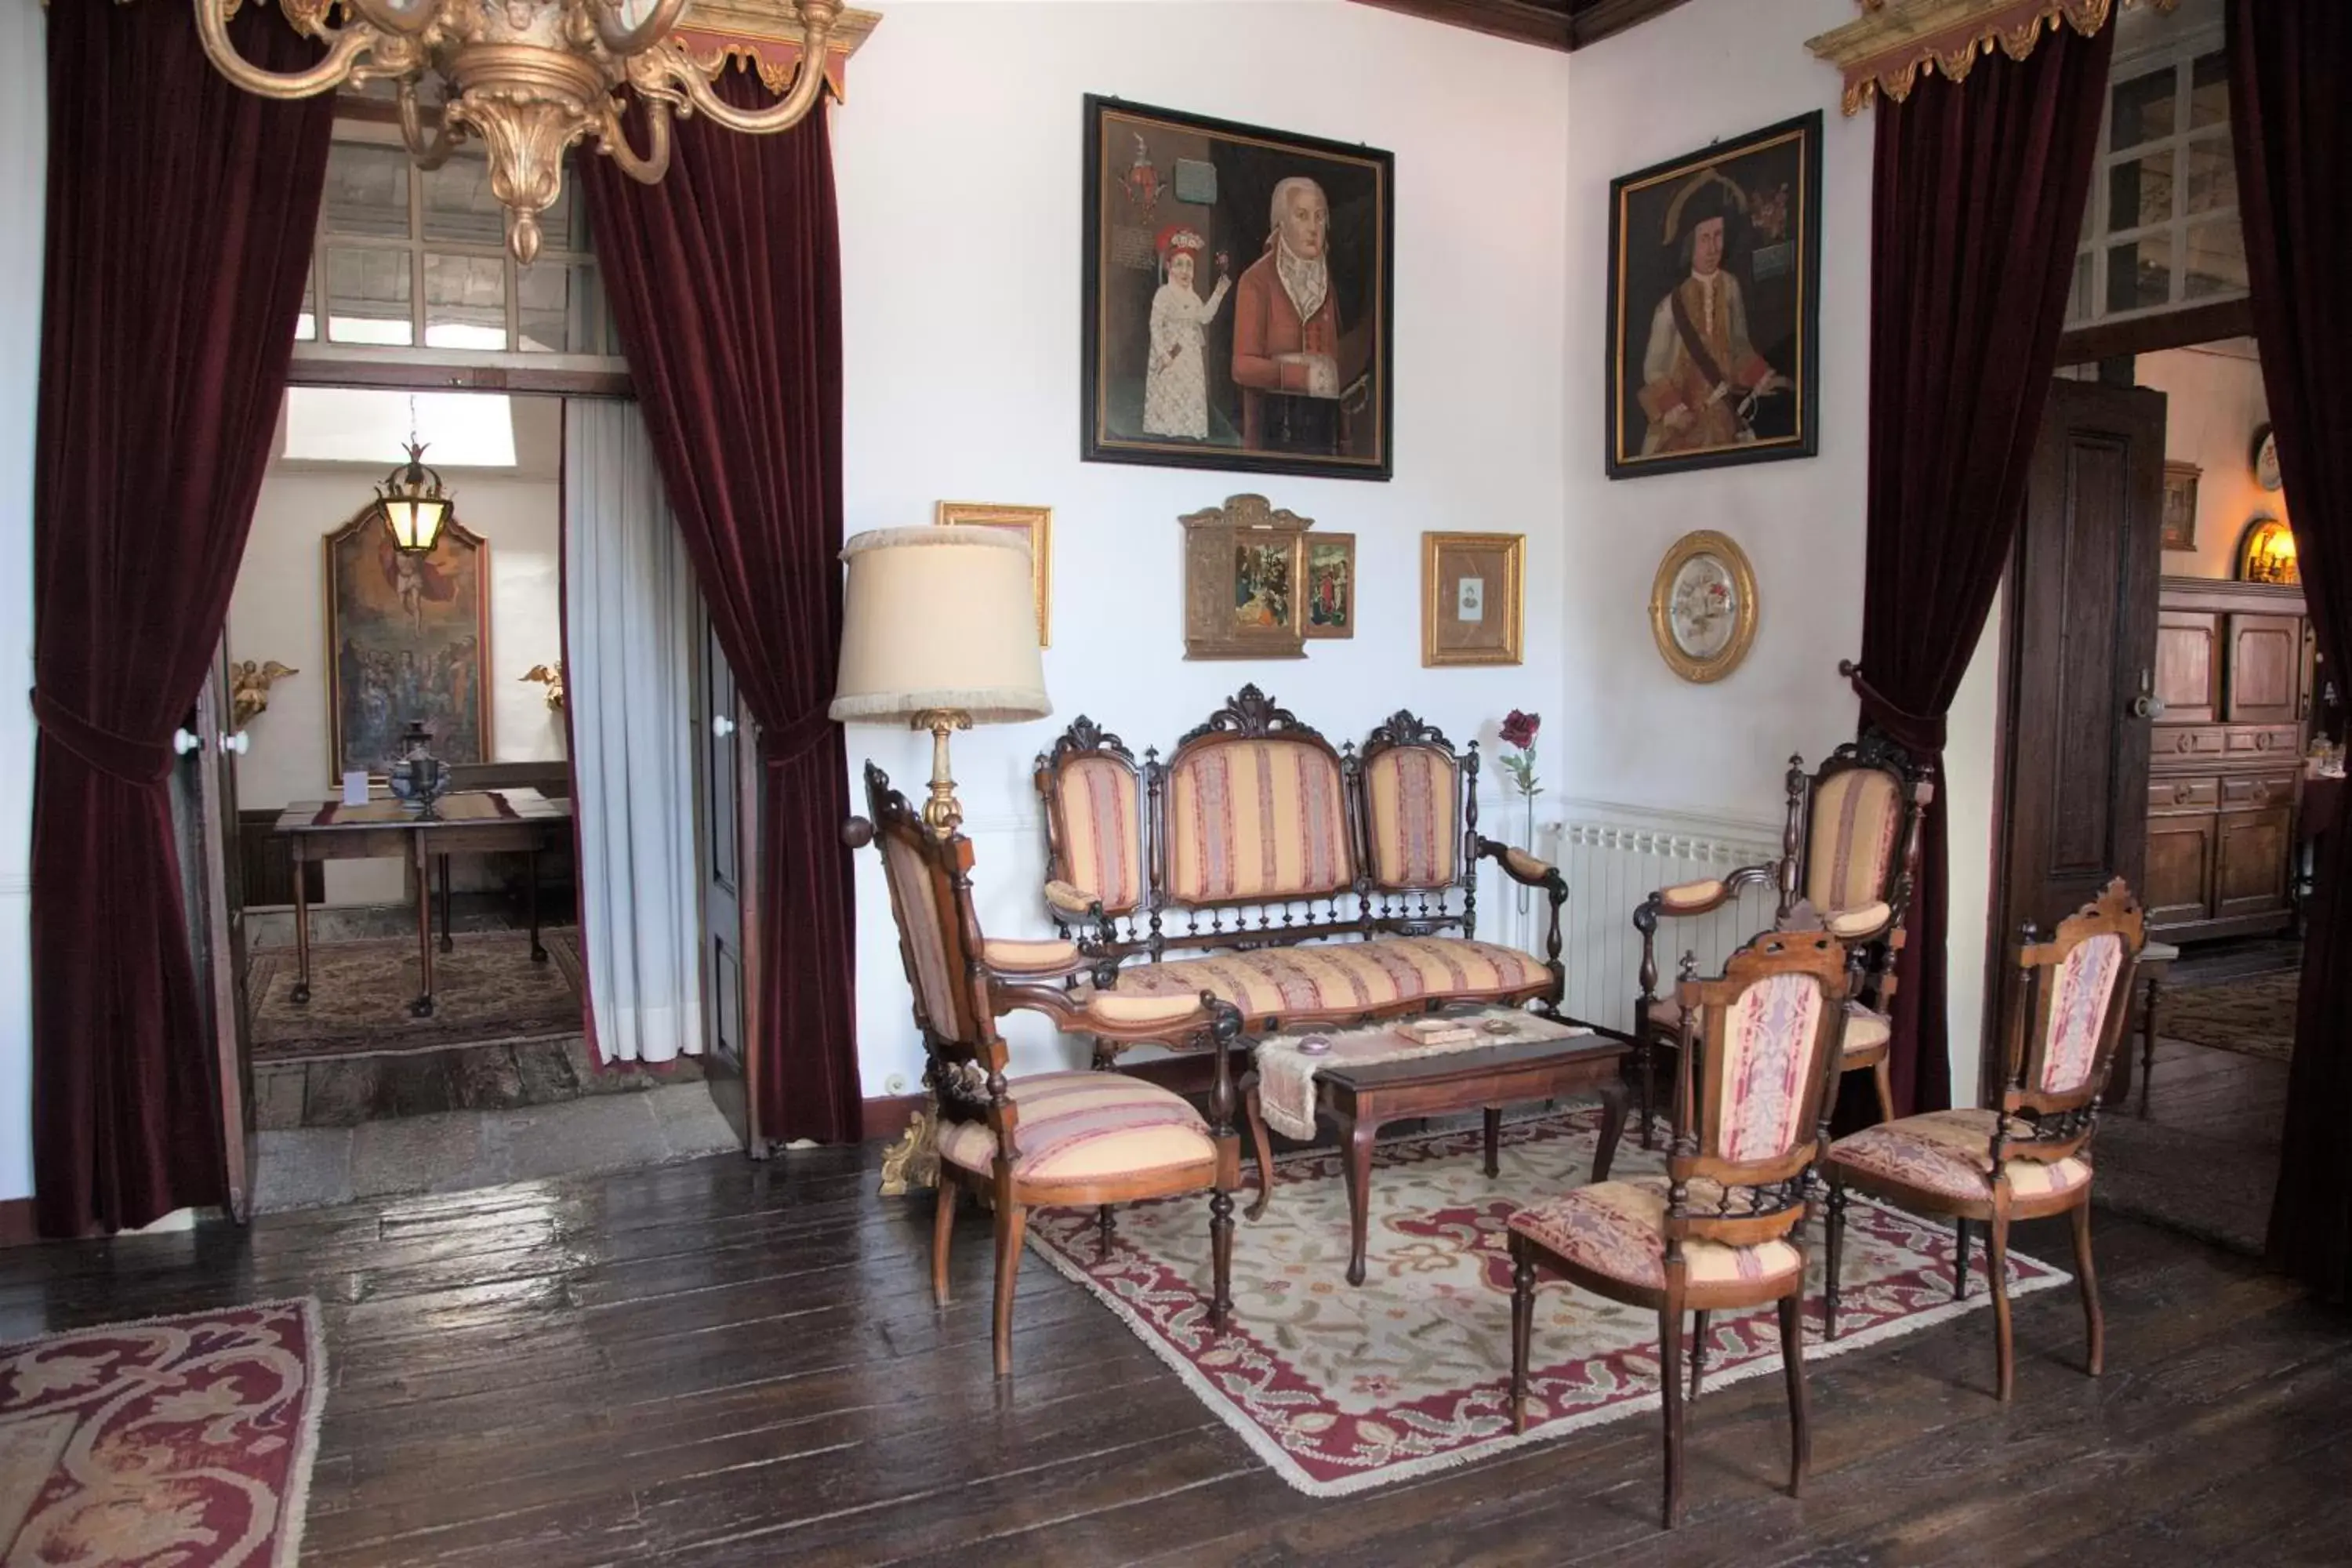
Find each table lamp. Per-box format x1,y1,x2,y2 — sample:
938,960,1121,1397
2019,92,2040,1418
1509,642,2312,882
830,525,1051,837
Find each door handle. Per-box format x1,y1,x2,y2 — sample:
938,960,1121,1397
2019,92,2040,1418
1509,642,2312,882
712,716,736,738
2131,667,2166,721
172,728,205,757
220,731,250,757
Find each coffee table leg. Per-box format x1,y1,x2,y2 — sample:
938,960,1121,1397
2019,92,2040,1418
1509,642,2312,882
1593,1078,1630,1183
291,838,312,1006
1483,1107,1503,1178
528,848,547,963
411,832,435,1018
1343,1116,1377,1287
437,853,453,954
1243,1080,1278,1223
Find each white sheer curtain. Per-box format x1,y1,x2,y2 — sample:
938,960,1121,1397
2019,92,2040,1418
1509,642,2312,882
564,399,705,1063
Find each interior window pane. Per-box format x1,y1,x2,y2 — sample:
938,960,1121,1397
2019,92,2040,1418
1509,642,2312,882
517,263,605,354
2190,51,2230,129
324,248,413,345
2107,233,2172,314
2064,251,2092,325
2187,136,2237,215
2184,220,2247,299
296,267,317,343
423,252,509,350
2108,149,2175,232
423,156,505,246
2111,67,2177,151
320,143,411,238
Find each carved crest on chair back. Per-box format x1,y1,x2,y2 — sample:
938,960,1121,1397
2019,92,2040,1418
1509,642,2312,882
1173,683,1328,749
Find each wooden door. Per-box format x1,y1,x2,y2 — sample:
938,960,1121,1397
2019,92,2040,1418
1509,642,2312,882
2225,613,2304,724
180,640,259,1221
1994,379,2166,1076
695,617,762,1154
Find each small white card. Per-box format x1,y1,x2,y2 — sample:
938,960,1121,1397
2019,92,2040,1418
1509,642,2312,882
341,771,369,807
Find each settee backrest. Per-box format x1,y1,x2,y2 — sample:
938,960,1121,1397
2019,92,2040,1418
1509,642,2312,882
1160,726,1356,906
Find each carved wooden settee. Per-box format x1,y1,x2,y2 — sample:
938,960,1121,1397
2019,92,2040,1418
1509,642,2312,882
1029,686,1586,1048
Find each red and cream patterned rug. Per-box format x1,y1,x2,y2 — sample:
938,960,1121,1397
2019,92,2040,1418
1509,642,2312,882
1029,1106,2066,1496
0,1298,325,1565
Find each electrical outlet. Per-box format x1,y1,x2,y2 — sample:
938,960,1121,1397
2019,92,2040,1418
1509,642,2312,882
884,1073,909,1094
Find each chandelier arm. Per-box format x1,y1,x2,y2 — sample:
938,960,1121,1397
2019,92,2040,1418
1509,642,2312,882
602,95,675,184
191,0,374,100
339,0,441,38
593,0,695,60
662,2,837,134
397,80,465,170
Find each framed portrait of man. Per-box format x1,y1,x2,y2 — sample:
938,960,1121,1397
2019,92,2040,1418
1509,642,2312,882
1082,96,1394,482
1605,113,1822,480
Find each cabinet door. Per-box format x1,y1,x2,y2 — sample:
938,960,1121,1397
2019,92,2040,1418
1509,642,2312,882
2145,810,2217,928
2155,609,2220,725
2225,613,2303,724
2213,804,2295,919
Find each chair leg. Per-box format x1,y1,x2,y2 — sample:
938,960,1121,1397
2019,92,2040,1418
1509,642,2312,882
1243,1084,1278,1223
1635,1039,1656,1151
2070,1200,2104,1377
1955,1218,1971,1301
1822,1177,1847,1340
1509,1234,1537,1435
931,1178,960,1308
1689,1310,1711,1400
1095,1204,1116,1262
1987,1211,2014,1402
1209,1171,1236,1334
1659,1301,1686,1529
1871,1057,1896,1127
992,1199,1029,1380
2138,972,2161,1118
1778,1291,1809,1499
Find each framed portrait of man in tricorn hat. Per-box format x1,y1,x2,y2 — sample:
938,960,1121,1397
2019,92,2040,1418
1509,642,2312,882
1605,112,1822,480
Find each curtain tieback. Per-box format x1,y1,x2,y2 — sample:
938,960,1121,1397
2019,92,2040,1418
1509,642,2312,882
29,688,174,786
1840,662,1947,757
760,709,838,770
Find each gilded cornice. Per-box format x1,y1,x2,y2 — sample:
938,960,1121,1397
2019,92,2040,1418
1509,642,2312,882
1806,0,2177,114
673,0,883,101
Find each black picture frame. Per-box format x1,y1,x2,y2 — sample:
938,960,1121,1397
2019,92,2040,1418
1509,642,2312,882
1082,95,1395,482
1605,111,1823,481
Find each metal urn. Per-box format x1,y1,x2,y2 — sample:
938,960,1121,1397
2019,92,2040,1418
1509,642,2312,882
387,720,450,818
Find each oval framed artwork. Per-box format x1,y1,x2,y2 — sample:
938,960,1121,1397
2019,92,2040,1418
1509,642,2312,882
1648,529,1758,684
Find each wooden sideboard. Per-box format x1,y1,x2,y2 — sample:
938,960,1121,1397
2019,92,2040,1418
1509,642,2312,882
2146,576,2313,942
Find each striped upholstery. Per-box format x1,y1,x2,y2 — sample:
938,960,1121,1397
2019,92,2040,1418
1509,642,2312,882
936,1071,1214,1181
1510,1177,1804,1290
1113,936,1544,1019
1363,746,1460,888
1054,755,1145,914
1842,1004,1892,1057
2041,931,2125,1095
1716,972,1828,1163
881,834,960,1034
1831,1108,2092,1205
1166,738,1353,903
1806,767,1902,915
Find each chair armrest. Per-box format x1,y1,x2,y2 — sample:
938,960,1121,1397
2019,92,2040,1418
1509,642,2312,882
1044,879,1103,920
1824,901,1893,940
1473,836,1564,890
981,936,1088,981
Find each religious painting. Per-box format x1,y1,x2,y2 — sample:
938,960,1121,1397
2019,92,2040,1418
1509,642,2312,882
1180,492,1311,660
1421,532,1523,667
1304,533,1356,640
1083,96,1394,482
1606,113,1823,480
2161,461,2201,551
938,501,1052,645
324,504,491,780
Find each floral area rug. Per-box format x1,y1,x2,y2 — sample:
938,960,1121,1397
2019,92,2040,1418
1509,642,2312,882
249,929,584,1063
1,1298,325,1565
1028,1107,2066,1496
2155,969,2300,1062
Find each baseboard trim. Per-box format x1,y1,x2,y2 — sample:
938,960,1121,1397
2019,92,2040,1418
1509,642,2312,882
858,1054,1220,1142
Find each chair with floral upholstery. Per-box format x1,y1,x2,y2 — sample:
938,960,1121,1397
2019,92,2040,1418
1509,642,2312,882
846,763,1243,1379
1504,914,1851,1530
1632,731,1932,1145
1822,877,2144,1402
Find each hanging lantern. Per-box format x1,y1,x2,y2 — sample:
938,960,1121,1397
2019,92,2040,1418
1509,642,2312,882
376,440,452,555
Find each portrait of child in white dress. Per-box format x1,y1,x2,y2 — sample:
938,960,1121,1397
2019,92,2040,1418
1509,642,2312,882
1142,224,1231,440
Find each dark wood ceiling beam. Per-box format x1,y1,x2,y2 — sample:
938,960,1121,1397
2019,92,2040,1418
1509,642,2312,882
1566,0,1695,49
1347,0,1694,53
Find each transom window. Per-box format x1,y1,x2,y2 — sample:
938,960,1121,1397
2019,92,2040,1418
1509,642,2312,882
2067,31,2247,326
295,125,626,365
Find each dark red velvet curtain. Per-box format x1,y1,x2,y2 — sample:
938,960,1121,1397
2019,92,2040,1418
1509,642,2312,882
1853,20,2113,1119
32,0,332,1235
583,69,860,1144
2231,0,2352,1303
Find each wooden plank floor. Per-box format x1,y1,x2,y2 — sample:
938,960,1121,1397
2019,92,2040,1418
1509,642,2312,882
3,1143,2347,1566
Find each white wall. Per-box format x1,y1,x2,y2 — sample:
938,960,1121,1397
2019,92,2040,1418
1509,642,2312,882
833,1,1574,1094
0,0,42,1202
2139,339,2286,582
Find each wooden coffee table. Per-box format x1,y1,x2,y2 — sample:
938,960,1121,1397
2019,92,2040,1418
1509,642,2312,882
1243,1008,1630,1286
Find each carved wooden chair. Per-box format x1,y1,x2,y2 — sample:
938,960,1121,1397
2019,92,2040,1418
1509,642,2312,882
1505,915,1851,1529
847,763,1243,1378
1633,733,1931,1145
1823,878,2144,1402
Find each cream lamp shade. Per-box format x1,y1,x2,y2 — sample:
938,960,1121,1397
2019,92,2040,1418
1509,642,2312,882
830,526,1051,724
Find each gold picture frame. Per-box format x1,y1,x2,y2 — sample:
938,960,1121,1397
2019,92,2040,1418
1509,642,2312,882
1421,532,1523,666
324,502,492,781
1648,529,1758,684
2161,460,2201,551
1304,532,1356,640
2238,515,2298,585
936,501,1051,646
1181,493,1311,661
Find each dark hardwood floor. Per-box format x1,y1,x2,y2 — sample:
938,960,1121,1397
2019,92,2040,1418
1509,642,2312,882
3,1140,2347,1566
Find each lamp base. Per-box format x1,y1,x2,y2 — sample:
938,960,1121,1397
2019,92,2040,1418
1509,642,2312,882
910,708,974,838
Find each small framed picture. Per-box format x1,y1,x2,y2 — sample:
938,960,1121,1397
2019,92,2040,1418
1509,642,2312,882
1304,532,1355,639
1421,532,1523,666
2161,462,2201,552
1180,492,1312,660
938,502,1051,645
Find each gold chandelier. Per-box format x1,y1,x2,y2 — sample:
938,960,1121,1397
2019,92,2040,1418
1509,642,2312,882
194,0,841,265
